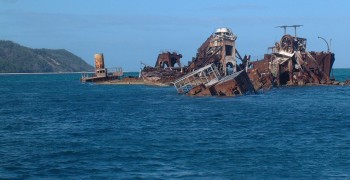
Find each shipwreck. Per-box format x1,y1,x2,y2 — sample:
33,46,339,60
81,25,345,96
81,53,144,84
172,25,341,96
81,53,123,83
186,27,250,75
247,25,336,90
173,27,254,97
174,63,255,96
141,50,185,86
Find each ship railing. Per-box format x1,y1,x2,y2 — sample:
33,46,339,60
106,67,123,77
173,63,221,94
81,72,95,78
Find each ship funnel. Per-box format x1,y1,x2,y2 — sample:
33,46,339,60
94,53,105,70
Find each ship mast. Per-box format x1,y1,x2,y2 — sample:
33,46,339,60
276,25,303,37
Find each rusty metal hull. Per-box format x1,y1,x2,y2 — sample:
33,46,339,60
81,54,124,83
141,51,184,86
155,51,182,68
174,63,255,96
248,51,335,90
246,29,336,91
186,28,242,75
95,77,144,85
141,67,184,86
187,71,255,96
213,70,255,96
171,28,256,96
81,75,121,83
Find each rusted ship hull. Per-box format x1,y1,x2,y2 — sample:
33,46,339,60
141,51,185,86
95,77,144,84
141,67,184,86
81,75,121,83
174,63,255,96
244,28,337,91
186,71,255,96
186,27,245,75
172,26,340,96
248,51,335,90
81,53,124,83
212,70,255,96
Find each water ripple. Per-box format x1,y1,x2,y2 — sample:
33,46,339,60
0,74,349,179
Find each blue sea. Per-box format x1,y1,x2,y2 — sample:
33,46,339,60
1,69,350,179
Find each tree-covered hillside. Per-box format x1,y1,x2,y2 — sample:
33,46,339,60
0,40,94,73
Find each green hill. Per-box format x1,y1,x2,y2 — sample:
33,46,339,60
0,40,94,73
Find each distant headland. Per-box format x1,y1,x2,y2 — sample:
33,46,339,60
0,40,94,73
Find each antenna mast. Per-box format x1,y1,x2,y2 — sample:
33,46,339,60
276,25,303,37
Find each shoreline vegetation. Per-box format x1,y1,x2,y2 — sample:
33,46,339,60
0,40,94,73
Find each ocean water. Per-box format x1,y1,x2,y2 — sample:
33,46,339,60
0,70,350,179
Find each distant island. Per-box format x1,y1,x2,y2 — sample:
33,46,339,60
0,40,94,73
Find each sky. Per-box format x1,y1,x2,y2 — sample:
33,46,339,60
1,0,349,71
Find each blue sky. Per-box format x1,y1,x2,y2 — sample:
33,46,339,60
1,0,349,71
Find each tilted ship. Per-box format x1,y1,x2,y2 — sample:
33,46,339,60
247,25,335,90
141,28,255,96
174,27,255,96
